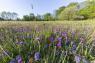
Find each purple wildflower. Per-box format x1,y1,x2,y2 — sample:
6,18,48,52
16,41,25,45
71,31,75,37
61,32,67,37
49,36,54,42
57,37,62,42
49,33,55,42
56,42,62,48
65,40,70,46
34,52,40,61
72,43,77,51
74,55,81,63
9,58,16,63
16,55,23,63
71,43,77,54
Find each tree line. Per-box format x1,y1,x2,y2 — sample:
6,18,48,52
0,0,95,21
0,11,18,21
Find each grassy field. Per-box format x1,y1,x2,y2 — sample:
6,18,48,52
0,20,95,63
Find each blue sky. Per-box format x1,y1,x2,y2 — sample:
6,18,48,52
0,0,85,18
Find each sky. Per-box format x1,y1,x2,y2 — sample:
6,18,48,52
0,0,85,18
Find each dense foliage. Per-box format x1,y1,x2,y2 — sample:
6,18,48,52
58,3,78,20
78,1,95,19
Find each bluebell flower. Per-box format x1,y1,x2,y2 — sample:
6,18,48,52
71,43,77,54
49,36,54,42
34,52,40,61
72,43,77,51
9,58,16,63
61,32,67,37
66,40,70,46
56,42,61,48
49,33,55,42
57,37,62,42
16,55,23,63
16,41,25,45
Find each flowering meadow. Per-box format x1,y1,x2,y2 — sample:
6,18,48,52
0,21,95,63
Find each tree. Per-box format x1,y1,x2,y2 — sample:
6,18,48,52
58,3,78,20
1,11,7,20
23,15,30,21
43,13,54,21
16,18,21,21
0,11,18,20
55,6,65,20
78,1,95,19
35,15,42,21
12,12,18,20
22,13,35,21
29,13,35,21
0,17,4,20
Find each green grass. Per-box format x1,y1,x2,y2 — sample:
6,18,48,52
0,20,95,63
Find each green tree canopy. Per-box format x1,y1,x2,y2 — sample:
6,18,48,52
58,3,78,20
43,13,54,21
78,1,95,19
